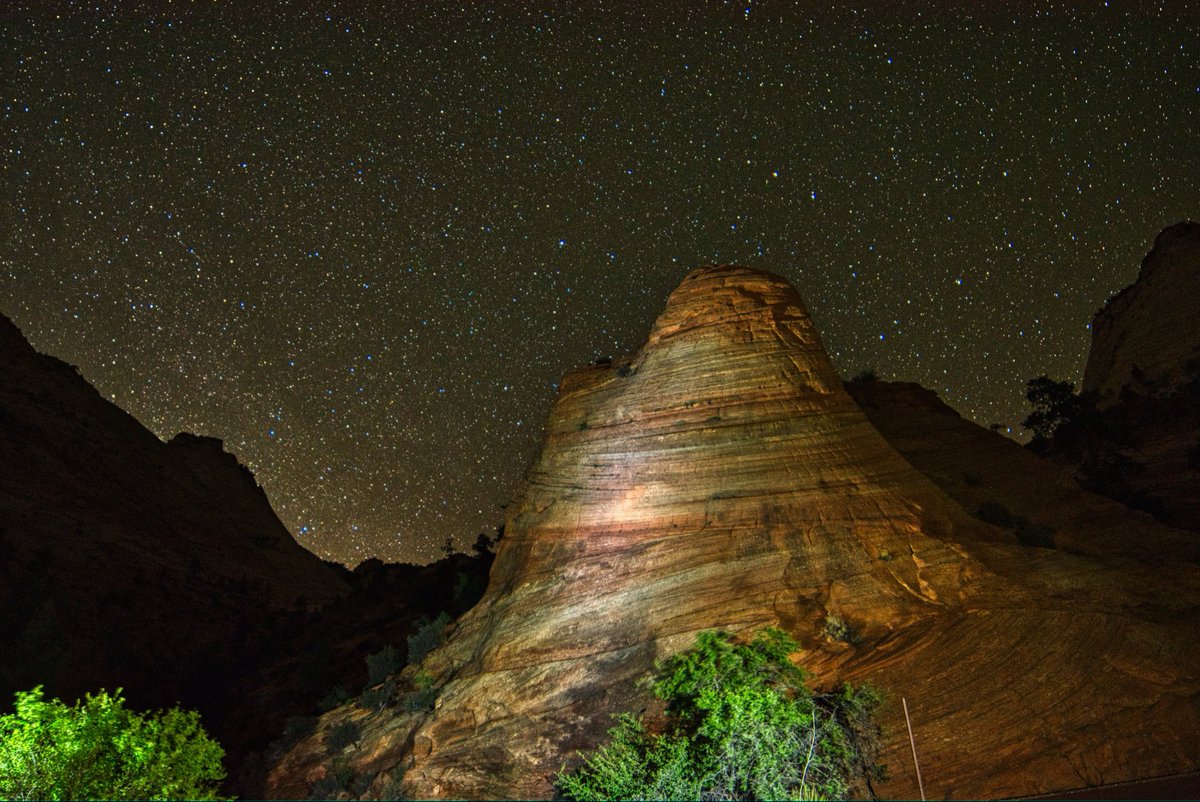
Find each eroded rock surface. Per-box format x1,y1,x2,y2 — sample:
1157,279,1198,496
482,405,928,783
269,266,1200,800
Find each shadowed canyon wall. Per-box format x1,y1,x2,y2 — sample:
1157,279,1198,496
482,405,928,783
1074,221,1200,531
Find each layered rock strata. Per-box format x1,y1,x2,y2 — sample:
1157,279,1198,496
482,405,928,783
401,266,991,795
269,266,1200,800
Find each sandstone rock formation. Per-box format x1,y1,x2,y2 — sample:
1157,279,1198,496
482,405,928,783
1083,221,1200,406
846,379,1199,563
1070,221,1200,531
268,267,1200,800
0,311,493,796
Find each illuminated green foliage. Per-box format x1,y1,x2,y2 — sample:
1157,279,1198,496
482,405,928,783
406,611,452,665
0,686,227,801
557,628,884,801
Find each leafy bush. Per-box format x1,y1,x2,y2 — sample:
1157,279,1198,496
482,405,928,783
373,772,408,800
0,686,227,801
1016,523,1056,549
974,502,1056,549
975,500,1019,528
406,612,452,666
328,720,360,751
360,680,396,712
401,671,438,713
309,761,355,800
557,628,884,801
822,613,858,644
366,644,401,686
319,685,352,712
851,367,878,382
1022,375,1097,454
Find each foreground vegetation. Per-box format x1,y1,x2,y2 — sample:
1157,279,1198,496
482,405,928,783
557,627,884,801
0,686,226,801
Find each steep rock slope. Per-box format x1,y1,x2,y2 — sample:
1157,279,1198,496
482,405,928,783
0,311,494,795
269,267,1200,800
0,310,348,783
846,379,1199,563
1083,221,1200,406
1070,221,1200,531
0,313,348,612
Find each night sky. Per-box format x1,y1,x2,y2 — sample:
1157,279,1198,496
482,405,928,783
2,4,1197,565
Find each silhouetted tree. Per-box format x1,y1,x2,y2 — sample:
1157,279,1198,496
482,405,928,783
851,367,878,382
1022,376,1094,453
472,532,493,557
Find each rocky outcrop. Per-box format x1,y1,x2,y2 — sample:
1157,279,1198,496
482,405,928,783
0,310,492,796
268,267,1200,800
846,379,1199,562
1083,221,1200,406
1072,222,1200,531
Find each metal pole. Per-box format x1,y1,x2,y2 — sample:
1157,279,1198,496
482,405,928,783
903,697,926,802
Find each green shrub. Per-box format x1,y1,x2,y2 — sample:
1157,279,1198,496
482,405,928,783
401,671,438,713
975,500,1019,528
1016,522,1056,549
366,644,401,686
1022,375,1090,446
822,613,858,644
374,772,408,800
556,628,884,801
328,720,360,751
350,769,379,796
309,761,354,800
319,685,352,712
0,686,227,801
406,612,452,666
852,367,878,382
360,680,396,712
975,501,1057,549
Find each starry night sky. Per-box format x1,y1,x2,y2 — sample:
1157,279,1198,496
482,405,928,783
2,3,1197,565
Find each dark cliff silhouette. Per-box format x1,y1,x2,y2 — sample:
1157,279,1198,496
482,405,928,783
0,312,491,796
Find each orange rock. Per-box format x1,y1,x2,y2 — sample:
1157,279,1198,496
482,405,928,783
269,266,1200,800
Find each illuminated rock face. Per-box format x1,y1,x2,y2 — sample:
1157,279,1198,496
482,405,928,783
268,266,1200,801
398,266,988,796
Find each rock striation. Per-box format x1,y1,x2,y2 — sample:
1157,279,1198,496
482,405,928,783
268,266,1200,800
